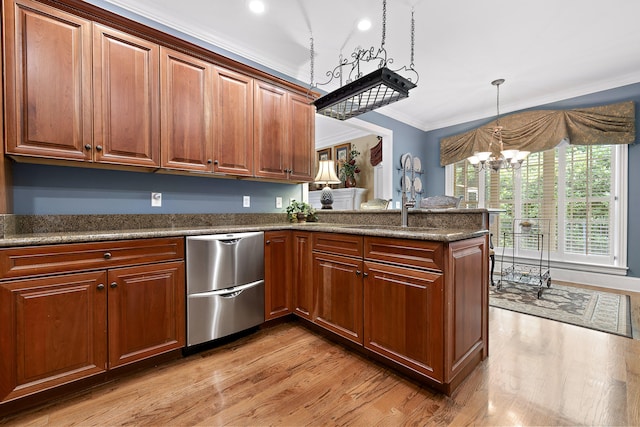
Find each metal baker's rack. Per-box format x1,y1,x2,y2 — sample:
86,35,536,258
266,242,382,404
497,218,551,299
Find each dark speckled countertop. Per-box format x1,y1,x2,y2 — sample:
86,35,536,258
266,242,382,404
0,210,489,247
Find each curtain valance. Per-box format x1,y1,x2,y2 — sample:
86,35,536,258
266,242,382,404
439,101,636,166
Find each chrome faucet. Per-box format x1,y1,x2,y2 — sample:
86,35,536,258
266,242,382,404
401,153,416,227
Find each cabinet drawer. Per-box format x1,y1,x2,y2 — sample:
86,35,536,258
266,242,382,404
0,237,184,280
312,232,363,258
364,236,443,271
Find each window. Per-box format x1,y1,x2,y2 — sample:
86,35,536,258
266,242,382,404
448,143,627,271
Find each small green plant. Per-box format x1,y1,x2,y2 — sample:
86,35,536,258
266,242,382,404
285,200,317,222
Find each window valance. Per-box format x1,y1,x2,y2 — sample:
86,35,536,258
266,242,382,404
440,101,635,166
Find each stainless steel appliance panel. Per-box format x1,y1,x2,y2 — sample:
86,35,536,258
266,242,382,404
186,231,264,294
187,280,264,346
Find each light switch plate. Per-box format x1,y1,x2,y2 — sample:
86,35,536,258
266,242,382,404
395,201,401,209
243,195,250,207
151,192,162,207
275,197,283,208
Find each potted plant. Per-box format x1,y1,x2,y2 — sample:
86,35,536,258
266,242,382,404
285,200,317,222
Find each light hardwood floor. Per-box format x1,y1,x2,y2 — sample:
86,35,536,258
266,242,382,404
2,298,640,426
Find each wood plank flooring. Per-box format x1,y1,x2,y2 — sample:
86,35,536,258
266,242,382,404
2,300,639,426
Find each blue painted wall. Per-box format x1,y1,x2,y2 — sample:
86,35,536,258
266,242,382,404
12,164,303,214
421,82,640,277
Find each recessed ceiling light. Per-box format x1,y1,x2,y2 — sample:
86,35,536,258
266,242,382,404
357,18,372,31
248,0,265,14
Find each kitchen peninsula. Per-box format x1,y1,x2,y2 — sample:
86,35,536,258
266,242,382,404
0,209,488,415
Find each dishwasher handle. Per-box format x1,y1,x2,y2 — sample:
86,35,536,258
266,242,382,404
218,238,241,245
189,280,264,299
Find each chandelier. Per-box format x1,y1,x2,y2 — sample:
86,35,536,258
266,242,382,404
467,79,529,172
311,0,419,121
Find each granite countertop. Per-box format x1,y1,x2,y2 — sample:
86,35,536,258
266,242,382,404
0,222,487,247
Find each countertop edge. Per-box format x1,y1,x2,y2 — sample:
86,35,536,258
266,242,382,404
0,223,488,247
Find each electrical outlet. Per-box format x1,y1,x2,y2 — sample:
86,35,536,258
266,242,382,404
395,201,401,209
243,196,250,207
275,197,283,208
151,192,162,207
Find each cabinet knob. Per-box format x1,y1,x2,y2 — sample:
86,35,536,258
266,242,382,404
213,160,219,165
104,252,112,259
110,282,118,288
265,240,271,245
207,159,212,164
96,145,103,151
84,144,92,150
363,272,369,278
355,270,361,276
97,284,105,290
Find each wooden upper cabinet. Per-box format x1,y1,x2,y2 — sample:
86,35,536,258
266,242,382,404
160,47,214,172
253,80,288,179
93,24,160,168
3,0,92,161
213,66,254,176
288,93,315,182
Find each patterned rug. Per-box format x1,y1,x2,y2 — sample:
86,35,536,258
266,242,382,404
489,282,632,338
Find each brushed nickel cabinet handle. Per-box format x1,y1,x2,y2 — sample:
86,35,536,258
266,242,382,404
97,284,105,290
96,145,103,151
110,282,118,288
84,144,92,150
104,252,112,259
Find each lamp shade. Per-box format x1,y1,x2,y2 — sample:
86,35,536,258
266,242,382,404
314,160,341,184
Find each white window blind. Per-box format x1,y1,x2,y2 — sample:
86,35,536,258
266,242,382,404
448,143,625,269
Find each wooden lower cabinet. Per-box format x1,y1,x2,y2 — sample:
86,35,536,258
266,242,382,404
308,233,487,394
363,261,444,381
0,271,108,401
0,238,185,407
107,261,185,369
264,231,292,320
312,251,363,344
292,231,313,319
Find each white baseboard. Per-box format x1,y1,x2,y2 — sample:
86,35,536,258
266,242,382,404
549,269,640,293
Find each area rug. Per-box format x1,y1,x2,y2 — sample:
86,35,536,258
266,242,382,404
489,282,632,338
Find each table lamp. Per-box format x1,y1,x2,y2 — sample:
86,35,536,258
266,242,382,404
314,160,341,209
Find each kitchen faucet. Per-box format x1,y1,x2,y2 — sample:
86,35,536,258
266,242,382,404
401,153,416,227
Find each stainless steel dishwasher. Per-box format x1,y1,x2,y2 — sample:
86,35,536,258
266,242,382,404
186,231,264,347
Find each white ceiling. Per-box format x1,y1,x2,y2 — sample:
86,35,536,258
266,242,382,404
103,0,640,132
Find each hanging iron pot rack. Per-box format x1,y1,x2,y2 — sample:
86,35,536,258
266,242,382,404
310,0,419,121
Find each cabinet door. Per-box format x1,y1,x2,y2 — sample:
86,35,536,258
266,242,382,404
0,271,107,401
288,93,315,182
253,80,288,179
312,252,363,344
363,261,444,381
213,66,254,176
3,0,92,161
292,231,313,319
107,261,185,369
93,24,160,167
264,231,292,320
160,47,213,172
